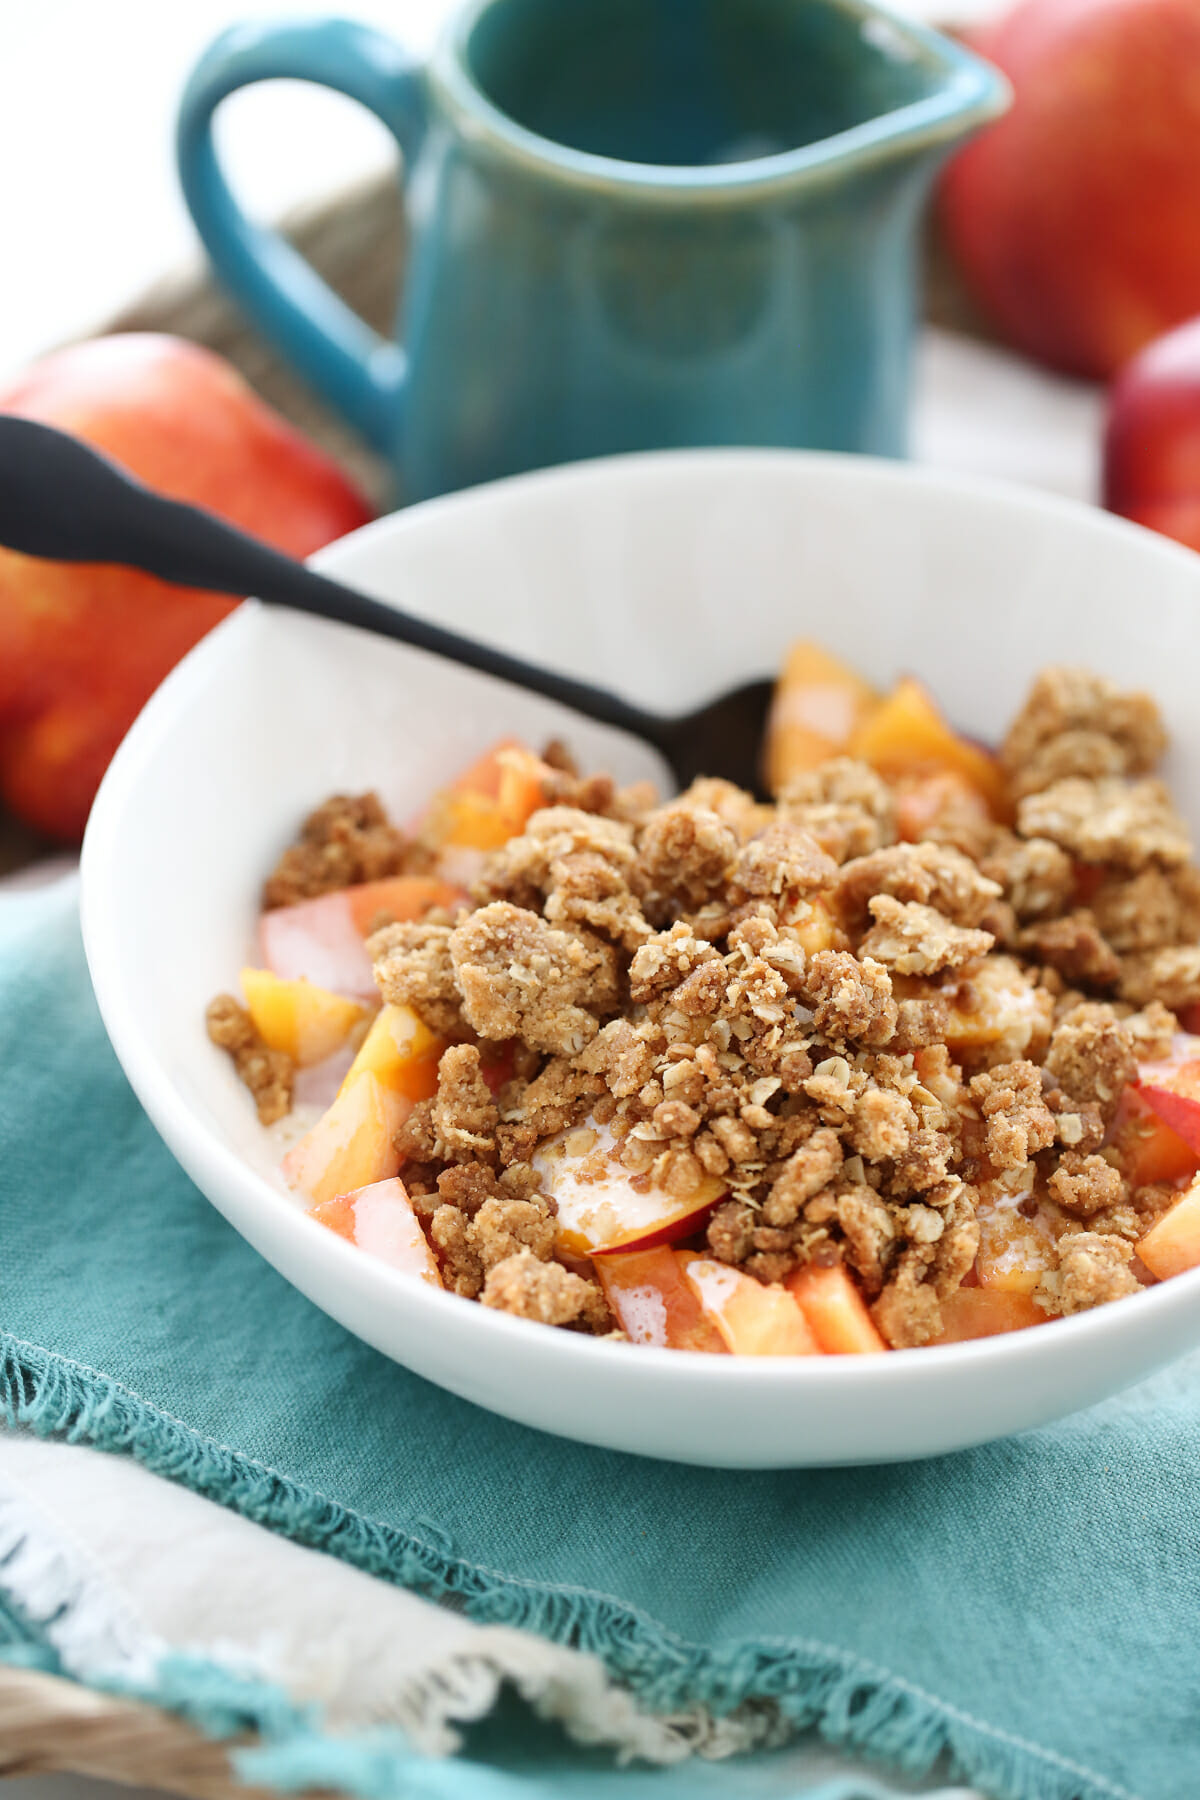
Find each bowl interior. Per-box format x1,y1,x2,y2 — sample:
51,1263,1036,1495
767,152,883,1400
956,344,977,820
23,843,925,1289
81,449,1200,1467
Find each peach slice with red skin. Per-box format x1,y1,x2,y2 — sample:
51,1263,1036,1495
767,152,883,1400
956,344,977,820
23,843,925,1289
1133,1042,1200,1156
680,1256,820,1356
308,1176,442,1286
786,1263,886,1354
593,1247,727,1352
1109,1085,1200,1189
533,1118,725,1258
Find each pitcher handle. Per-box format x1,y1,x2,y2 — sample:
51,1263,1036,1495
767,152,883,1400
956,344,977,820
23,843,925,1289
176,18,426,457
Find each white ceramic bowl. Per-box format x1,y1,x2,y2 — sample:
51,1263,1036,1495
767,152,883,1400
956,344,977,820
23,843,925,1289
81,449,1200,1468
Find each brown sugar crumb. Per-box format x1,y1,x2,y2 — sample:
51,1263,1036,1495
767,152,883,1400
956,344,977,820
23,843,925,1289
436,1162,502,1215
543,852,651,950
1002,668,1166,798
1092,864,1200,954
1119,945,1200,1010
481,1249,612,1331
848,1085,919,1163
472,806,639,912
431,1045,499,1164
870,1248,942,1348
731,824,838,900
1017,778,1191,871
1042,1003,1136,1118
968,1061,1056,1170
859,895,994,976
206,996,294,1124
982,834,1076,922
1020,911,1121,989
761,1128,844,1226
263,792,414,908
836,840,1001,929
1047,1152,1126,1218
634,799,740,921
1120,1001,1178,1063
801,951,898,1047
779,758,897,863
449,902,616,1054
370,920,467,1040
1036,1231,1141,1317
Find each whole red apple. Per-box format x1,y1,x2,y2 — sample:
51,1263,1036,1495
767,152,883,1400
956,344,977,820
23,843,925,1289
0,334,373,841
940,0,1200,380
1104,315,1200,552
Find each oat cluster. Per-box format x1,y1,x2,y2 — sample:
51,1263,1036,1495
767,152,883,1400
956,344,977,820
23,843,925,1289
341,668,1199,1344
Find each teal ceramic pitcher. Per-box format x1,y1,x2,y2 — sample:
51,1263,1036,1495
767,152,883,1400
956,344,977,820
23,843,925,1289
177,0,1007,503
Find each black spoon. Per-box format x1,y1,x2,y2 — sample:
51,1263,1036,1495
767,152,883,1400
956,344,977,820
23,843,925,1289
0,415,774,795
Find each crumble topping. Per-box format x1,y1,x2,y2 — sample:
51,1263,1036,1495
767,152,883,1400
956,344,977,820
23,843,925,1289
219,662,1200,1347
206,996,294,1124
263,791,419,907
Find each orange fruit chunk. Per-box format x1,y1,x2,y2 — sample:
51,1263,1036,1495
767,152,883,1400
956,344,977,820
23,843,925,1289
786,1263,887,1353
763,640,880,795
593,1246,727,1352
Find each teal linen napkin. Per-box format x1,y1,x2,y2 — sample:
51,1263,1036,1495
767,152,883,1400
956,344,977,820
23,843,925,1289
1,885,1194,1800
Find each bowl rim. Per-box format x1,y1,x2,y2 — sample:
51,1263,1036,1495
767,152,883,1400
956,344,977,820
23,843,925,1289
79,444,1200,1396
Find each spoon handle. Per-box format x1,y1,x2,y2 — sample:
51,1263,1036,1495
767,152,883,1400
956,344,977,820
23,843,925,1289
0,415,660,752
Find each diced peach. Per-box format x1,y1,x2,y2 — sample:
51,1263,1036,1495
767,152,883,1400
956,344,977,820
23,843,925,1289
848,676,1010,819
419,741,551,851
893,769,993,844
340,1003,444,1105
281,1071,406,1204
308,1176,442,1286
781,891,848,956
786,1263,886,1354
929,1287,1045,1344
593,1247,727,1352
260,877,462,998
1134,1056,1200,1155
534,1117,725,1257
763,640,881,794
933,956,1053,1061
1110,1085,1200,1188
343,876,465,935
680,1256,820,1355
975,1181,1057,1293
260,890,376,996
1136,1175,1200,1279
240,967,365,1068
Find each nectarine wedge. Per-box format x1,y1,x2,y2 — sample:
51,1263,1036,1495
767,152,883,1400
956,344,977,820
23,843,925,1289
680,1257,819,1356
281,1072,406,1205
593,1247,727,1352
764,640,880,794
309,1177,441,1286
240,968,365,1068
340,1003,444,1106
848,677,1009,819
929,1288,1045,1344
786,1263,886,1354
534,1118,725,1257
1137,1176,1200,1280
